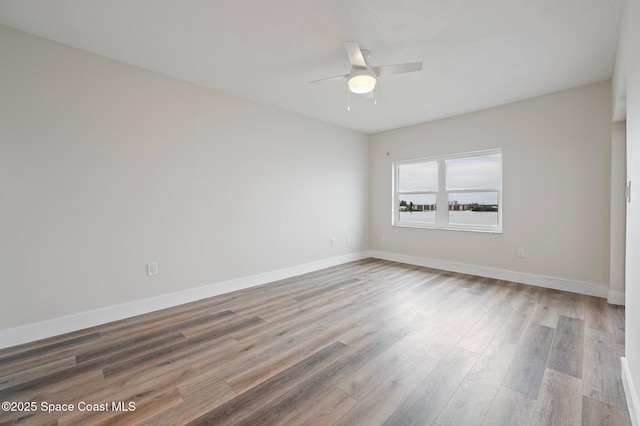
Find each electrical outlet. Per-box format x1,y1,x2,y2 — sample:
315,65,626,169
147,263,158,276
347,234,351,243
517,248,525,258
331,237,335,246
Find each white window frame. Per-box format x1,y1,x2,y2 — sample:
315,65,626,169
393,149,502,233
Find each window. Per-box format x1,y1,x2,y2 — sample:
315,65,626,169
393,149,502,232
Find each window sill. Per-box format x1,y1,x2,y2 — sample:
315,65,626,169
393,223,503,234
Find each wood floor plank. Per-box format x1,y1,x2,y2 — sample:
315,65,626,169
496,280,527,308
583,328,627,410
233,360,354,426
382,347,479,425
474,278,512,310
0,369,106,422
582,396,631,426
97,387,184,425
502,322,555,398
58,387,183,426
528,368,582,426
140,380,236,425
585,296,615,333
547,315,584,378
560,292,586,320
419,290,493,360
609,305,626,340
171,323,330,398
547,315,584,379
336,325,437,400
231,327,413,426
525,285,547,303
0,337,108,385
93,331,189,366
468,277,500,295
285,387,358,425
333,351,439,425
0,259,630,425
105,335,239,390
0,332,100,363
532,290,565,329
410,273,464,307
102,330,240,378
293,277,362,302
78,309,235,362
458,304,512,354
0,356,76,391
261,292,360,330
226,321,357,394
185,341,351,425
482,386,535,426
436,338,518,426
244,296,351,339
2,317,245,397
495,294,538,344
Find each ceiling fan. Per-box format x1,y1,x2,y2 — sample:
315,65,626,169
309,42,423,98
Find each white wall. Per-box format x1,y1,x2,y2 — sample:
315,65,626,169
610,121,626,305
370,82,612,293
0,25,369,336
621,0,640,420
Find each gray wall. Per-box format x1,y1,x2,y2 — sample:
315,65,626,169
0,25,370,332
370,82,612,290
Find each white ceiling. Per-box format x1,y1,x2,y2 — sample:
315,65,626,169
0,0,624,134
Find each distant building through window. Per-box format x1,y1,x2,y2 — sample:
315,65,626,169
393,149,502,232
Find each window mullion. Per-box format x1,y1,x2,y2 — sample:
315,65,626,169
436,158,448,227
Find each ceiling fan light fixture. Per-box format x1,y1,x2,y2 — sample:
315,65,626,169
348,70,376,94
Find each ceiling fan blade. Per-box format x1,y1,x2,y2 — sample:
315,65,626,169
344,41,367,68
374,62,423,77
308,74,348,84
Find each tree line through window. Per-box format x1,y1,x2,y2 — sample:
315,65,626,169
394,149,502,232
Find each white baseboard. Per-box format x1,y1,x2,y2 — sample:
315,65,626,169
622,357,639,426
369,250,609,298
0,252,371,350
608,290,626,306
0,250,615,350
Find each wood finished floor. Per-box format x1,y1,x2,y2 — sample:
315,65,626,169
0,259,630,425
